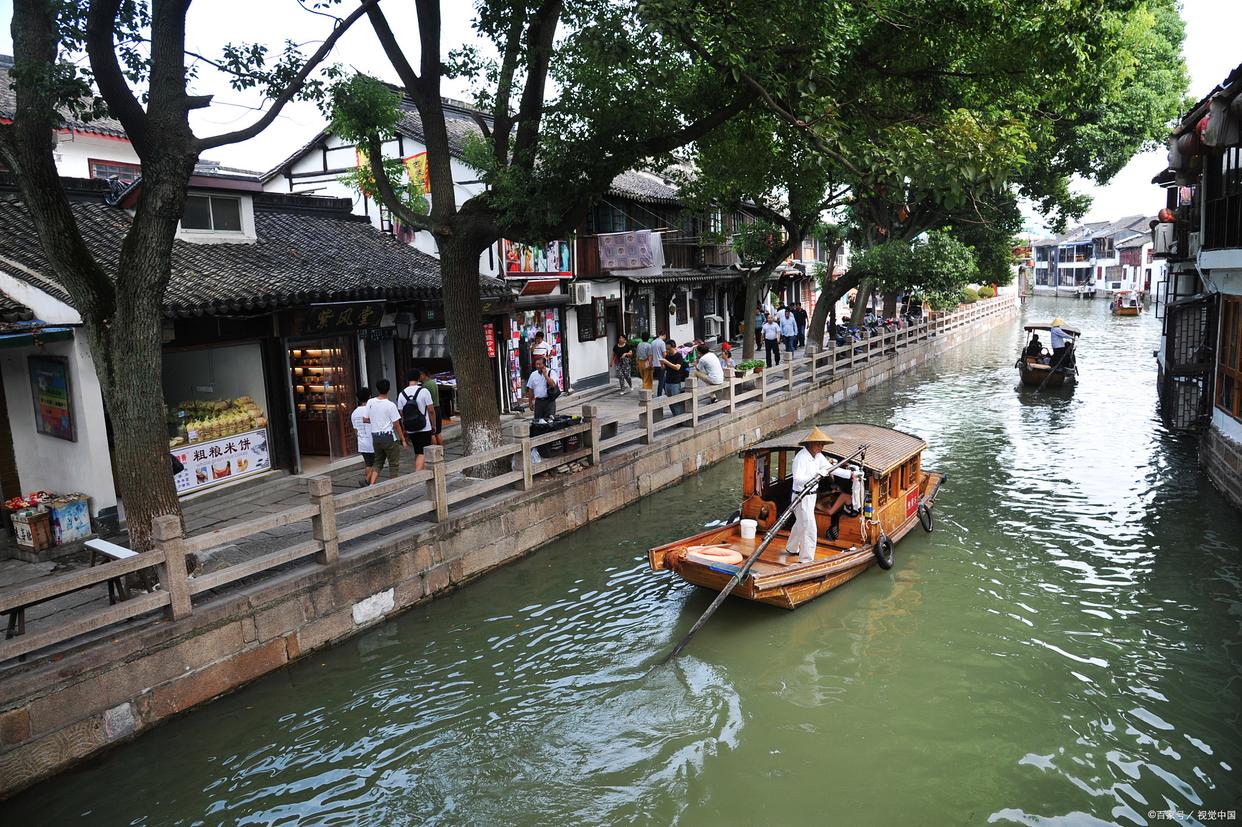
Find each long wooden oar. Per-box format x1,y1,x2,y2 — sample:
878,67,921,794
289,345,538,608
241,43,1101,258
1037,344,1074,392
655,444,868,666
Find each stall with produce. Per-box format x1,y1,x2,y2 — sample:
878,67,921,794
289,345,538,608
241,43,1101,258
168,397,271,495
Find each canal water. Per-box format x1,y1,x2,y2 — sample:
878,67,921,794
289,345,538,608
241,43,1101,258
7,298,1241,825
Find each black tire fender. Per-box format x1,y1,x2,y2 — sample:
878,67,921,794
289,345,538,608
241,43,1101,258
918,503,933,533
874,535,895,569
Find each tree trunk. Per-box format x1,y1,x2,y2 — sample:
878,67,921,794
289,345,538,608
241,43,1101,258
438,234,504,465
809,268,865,347
87,296,182,551
740,275,764,361
850,280,874,325
883,291,898,318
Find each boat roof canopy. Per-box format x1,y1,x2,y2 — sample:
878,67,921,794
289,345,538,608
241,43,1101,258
1023,323,1082,336
746,422,927,475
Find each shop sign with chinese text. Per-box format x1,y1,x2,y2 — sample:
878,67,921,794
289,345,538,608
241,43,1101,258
298,301,386,335
172,428,271,495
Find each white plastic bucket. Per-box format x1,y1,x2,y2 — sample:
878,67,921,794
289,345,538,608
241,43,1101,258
739,519,758,540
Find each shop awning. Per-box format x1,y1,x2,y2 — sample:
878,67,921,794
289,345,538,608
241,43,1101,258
0,321,74,349
625,268,741,285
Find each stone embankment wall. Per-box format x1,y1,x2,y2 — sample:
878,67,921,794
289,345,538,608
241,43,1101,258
1202,426,1242,511
0,299,1017,797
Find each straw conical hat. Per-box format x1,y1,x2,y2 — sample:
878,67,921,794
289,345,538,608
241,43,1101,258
1051,317,1065,326
799,425,834,445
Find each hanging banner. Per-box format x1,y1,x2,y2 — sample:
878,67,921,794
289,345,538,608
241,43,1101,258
402,152,431,194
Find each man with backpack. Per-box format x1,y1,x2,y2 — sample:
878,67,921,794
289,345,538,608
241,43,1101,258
398,367,436,472
367,379,408,480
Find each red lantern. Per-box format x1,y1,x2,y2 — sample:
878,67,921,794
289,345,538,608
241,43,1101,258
1177,131,1201,156
1197,115,1210,142
897,205,910,222
1158,207,1176,223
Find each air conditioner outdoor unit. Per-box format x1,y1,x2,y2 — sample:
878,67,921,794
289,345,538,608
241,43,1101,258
1152,223,1175,258
1188,232,1201,257
704,314,724,337
572,282,592,305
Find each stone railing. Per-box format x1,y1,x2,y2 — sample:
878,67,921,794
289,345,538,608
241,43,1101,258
0,295,1013,663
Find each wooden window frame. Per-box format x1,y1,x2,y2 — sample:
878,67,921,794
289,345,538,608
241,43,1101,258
88,158,141,183
1217,296,1242,422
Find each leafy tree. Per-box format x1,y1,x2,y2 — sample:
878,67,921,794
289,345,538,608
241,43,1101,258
332,1,749,460
644,0,1188,330
0,0,368,548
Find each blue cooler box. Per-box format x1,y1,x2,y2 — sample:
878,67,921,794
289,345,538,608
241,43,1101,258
49,496,92,545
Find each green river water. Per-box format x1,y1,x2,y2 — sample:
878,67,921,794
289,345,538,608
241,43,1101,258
6,297,1241,825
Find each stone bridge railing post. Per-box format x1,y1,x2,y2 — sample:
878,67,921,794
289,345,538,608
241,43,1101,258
152,514,193,621
308,476,338,565
424,444,448,522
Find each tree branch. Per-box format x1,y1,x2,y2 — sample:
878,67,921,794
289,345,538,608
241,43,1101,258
367,3,422,95
364,137,438,234
197,0,377,150
491,2,528,166
511,0,562,168
86,0,150,155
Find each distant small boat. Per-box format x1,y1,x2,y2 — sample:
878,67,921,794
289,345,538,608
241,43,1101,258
648,423,946,610
1111,291,1142,316
1017,321,1081,387
1075,285,1097,300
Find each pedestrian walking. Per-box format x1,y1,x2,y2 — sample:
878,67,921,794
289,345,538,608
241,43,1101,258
351,386,376,486
762,314,782,368
780,307,799,354
635,334,653,390
793,302,808,349
753,306,765,349
660,338,687,415
612,335,634,393
525,354,560,419
650,332,667,398
419,370,444,445
366,379,408,480
399,368,437,471
531,330,552,360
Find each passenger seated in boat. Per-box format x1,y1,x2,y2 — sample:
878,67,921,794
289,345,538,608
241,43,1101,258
815,468,856,541
1024,335,1044,359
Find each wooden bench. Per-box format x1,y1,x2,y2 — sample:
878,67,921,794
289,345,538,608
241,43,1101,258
86,539,142,605
2,539,141,641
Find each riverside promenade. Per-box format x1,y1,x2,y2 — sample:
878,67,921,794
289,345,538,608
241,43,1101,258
0,295,1016,796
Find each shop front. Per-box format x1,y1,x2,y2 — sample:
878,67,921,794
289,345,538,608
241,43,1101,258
502,239,573,404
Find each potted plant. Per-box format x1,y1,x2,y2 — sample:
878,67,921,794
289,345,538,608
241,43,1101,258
734,359,764,378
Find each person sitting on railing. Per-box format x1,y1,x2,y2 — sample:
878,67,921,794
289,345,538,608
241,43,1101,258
694,343,724,403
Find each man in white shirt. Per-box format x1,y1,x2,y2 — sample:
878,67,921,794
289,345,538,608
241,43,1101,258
694,343,724,386
397,367,437,472
366,378,408,481
1049,317,1072,368
762,314,782,368
351,387,376,486
779,307,799,354
525,355,559,419
786,427,834,563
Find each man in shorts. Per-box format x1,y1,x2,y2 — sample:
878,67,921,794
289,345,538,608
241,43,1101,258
399,367,436,471
351,387,374,486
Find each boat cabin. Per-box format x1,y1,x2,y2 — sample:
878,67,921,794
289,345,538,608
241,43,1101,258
740,423,929,549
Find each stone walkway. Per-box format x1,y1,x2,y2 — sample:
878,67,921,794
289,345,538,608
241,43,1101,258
0,338,869,649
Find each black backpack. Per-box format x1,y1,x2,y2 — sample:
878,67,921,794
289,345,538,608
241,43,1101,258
400,387,428,432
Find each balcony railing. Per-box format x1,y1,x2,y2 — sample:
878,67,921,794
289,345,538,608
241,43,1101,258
574,236,738,276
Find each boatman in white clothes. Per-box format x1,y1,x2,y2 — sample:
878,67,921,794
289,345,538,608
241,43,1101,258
785,426,835,564
1049,317,1072,369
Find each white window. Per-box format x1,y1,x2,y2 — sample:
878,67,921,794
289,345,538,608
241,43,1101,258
181,195,242,232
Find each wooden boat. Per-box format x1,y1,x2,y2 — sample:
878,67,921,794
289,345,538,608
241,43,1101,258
1111,291,1142,316
1016,322,1081,387
648,423,946,610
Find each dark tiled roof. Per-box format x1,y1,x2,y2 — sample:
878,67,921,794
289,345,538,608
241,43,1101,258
625,267,740,285
0,188,508,318
0,55,128,139
607,170,681,204
0,289,34,323
262,95,493,183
